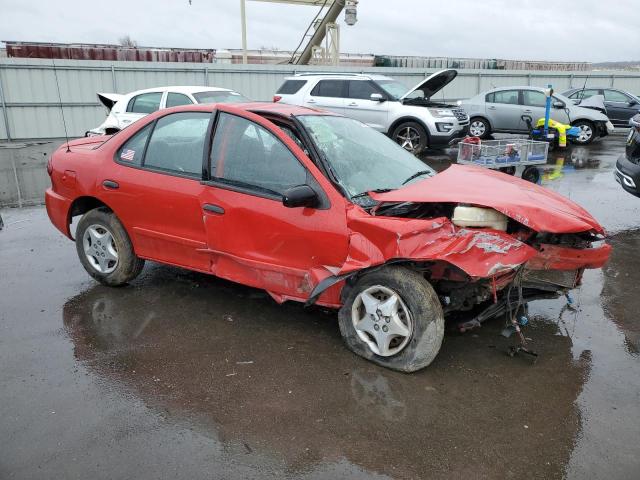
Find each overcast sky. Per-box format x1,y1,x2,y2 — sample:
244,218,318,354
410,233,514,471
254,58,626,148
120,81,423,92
1,0,638,62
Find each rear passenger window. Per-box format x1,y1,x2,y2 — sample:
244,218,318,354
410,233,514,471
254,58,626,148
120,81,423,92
116,123,153,166
489,90,519,105
348,80,379,100
127,92,163,114
310,80,347,98
276,80,307,95
166,92,193,107
143,112,210,177
210,113,307,196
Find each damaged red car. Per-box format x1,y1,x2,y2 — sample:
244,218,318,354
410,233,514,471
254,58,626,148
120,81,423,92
45,102,611,372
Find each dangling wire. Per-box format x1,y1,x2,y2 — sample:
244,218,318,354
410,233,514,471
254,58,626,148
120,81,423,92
52,58,71,152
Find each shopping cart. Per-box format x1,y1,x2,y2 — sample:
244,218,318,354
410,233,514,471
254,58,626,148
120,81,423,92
457,138,549,183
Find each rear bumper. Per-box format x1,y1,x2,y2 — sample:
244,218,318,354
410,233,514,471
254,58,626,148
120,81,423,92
45,188,73,239
615,154,640,197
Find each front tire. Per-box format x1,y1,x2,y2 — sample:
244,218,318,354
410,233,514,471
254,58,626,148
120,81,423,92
469,117,491,139
75,208,144,286
391,122,428,155
338,266,445,373
571,120,596,145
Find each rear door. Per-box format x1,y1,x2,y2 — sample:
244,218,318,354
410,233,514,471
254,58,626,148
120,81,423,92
117,91,164,129
198,108,349,302
343,80,388,131
303,79,347,114
604,89,637,126
485,89,522,130
99,111,211,271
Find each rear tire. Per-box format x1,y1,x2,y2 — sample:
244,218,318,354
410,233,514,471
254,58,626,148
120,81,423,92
391,121,428,155
469,117,491,139
338,266,445,373
75,208,144,286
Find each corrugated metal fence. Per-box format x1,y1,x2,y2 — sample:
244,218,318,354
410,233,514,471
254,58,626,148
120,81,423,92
2,57,640,140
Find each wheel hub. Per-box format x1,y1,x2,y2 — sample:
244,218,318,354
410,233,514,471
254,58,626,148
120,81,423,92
469,120,486,136
83,224,119,274
351,285,413,357
395,127,420,152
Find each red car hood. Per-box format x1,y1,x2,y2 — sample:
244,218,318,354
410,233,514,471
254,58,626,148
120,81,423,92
370,165,603,234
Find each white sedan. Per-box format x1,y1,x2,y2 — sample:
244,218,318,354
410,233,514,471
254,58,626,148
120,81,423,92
87,86,249,136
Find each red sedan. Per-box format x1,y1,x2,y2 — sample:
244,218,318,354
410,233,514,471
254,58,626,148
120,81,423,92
46,102,610,372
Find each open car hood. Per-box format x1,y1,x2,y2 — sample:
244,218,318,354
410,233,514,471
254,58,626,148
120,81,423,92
97,92,123,112
370,164,603,234
400,69,458,100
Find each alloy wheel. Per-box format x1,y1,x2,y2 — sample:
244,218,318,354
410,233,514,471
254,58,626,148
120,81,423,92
83,224,119,274
351,285,413,357
576,124,593,143
395,126,421,152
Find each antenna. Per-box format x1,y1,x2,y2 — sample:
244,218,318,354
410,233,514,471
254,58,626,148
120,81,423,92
579,74,590,101
52,59,71,152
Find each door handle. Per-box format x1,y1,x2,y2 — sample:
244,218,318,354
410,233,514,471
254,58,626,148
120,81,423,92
348,102,358,106
488,106,496,110
307,99,316,104
203,204,225,215
102,180,119,189
523,109,533,113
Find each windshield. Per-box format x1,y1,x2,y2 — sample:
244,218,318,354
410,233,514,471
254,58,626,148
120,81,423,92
298,115,434,199
376,79,409,100
193,91,250,104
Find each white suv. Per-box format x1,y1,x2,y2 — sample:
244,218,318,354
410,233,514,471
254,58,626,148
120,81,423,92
274,69,469,155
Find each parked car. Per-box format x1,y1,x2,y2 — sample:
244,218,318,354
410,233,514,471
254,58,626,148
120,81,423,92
273,69,469,155
562,87,640,128
615,113,640,197
46,102,610,372
462,87,614,145
87,86,249,136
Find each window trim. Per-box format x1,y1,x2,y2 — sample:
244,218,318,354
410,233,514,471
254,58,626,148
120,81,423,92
310,79,348,98
205,111,327,206
347,80,385,100
126,91,164,114
113,110,213,181
165,91,194,108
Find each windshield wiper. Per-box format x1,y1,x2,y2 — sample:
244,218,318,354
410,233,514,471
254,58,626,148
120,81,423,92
401,170,432,185
351,188,393,200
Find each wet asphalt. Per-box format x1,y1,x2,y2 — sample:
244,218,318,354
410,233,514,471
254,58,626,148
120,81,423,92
1,134,639,479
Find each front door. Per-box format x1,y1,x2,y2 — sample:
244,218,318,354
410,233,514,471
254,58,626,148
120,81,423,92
99,111,211,271
199,109,349,302
343,80,389,131
604,89,638,126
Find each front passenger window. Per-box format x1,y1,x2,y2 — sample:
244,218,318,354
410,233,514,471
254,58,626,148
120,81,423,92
210,113,307,196
143,112,210,176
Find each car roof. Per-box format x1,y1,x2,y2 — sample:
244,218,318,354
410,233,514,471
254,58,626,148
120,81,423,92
126,85,236,96
155,101,336,117
285,73,393,82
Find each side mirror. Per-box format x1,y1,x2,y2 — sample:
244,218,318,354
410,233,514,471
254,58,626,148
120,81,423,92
282,184,318,208
553,100,565,109
370,93,385,102
628,100,638,107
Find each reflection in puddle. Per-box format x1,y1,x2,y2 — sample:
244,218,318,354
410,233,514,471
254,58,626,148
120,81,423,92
63,265,589,479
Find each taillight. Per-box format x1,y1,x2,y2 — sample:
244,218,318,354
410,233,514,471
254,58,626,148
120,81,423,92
273,95,282,103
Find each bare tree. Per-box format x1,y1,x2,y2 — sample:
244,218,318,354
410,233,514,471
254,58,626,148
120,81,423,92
118,35,138,48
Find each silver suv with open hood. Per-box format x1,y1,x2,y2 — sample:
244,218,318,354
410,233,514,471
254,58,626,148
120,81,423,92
274,69,469,155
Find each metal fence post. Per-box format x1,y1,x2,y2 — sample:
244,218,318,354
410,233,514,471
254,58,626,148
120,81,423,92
611,74,615,87
569,74,574,88
11,156,23,207
204,66,209,86
527,73,532,86
0,64,11,142
111,64,117,91
477,73,482,94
